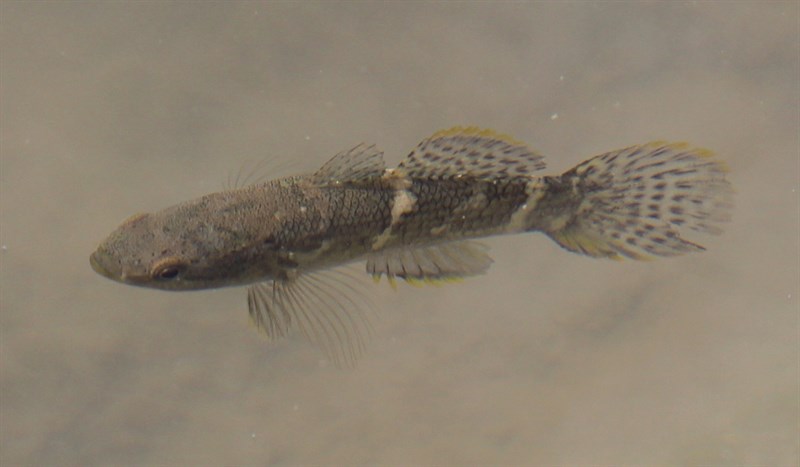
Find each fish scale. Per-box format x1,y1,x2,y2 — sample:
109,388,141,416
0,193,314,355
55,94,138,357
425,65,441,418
412,178,529,239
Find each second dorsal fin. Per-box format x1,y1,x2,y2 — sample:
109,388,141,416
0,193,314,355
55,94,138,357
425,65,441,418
398,126,546,180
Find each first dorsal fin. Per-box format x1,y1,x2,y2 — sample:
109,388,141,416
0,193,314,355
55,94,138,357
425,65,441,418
310,143,386,185
398,126,546,180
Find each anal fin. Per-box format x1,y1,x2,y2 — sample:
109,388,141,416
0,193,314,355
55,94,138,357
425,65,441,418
366,240,493,284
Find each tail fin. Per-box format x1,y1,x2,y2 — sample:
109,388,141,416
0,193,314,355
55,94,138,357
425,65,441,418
544,142,733,260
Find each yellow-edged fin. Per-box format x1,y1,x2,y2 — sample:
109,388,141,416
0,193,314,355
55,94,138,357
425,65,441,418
424,276,464,286
399,126,546,180
429,126,527,147
366,241,493,285
549,141,732,259
404,277,425,288
549,228,621,259
549,227,653,261
373,273,464,287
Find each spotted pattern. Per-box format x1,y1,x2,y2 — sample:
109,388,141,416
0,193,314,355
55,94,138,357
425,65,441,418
399,126,546,180
552,142,733,259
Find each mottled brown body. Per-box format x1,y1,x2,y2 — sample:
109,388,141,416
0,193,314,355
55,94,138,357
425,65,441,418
91,127,732,365
259,176,533,273
392,177,532,242
91,166,537,290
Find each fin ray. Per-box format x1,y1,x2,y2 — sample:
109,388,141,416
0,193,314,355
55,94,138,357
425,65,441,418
224,155,303,190
311,143,386,185
399,126,546,180
546,142,732,259
367,240,493,283
247,267,374,367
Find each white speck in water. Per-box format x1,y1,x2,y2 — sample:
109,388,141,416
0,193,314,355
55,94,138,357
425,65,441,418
550,113,559,120
1,245,6,251
559,75,565,81
293,404,299,411
299,206,307,213
304,135,311,141
251,432,256,439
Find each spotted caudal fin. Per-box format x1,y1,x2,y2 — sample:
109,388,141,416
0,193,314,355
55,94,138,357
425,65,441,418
540,142,733,260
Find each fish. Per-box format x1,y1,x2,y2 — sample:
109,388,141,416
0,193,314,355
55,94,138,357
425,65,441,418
90,126,733,365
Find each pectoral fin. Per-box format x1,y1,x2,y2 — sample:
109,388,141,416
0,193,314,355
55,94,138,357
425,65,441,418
247,268,373,367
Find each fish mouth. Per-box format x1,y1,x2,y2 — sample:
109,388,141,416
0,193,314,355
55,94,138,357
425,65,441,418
90,250,115,280
90,249,153,286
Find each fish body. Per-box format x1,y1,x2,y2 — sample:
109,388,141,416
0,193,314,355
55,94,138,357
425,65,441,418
91,127,732,364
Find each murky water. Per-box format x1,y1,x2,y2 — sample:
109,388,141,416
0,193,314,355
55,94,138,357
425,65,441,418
1,3,797,465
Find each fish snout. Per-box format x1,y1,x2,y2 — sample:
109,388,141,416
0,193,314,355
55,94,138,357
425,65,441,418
90,249,118,281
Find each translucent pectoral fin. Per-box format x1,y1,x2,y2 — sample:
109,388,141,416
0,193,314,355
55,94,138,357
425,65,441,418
366,240,493,284
247,268,374,367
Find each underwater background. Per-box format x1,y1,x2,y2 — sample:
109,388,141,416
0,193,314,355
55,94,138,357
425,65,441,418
1,2,797,465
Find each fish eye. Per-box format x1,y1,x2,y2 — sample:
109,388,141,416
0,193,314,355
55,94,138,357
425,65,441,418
157,266,180,280
151,257,185,281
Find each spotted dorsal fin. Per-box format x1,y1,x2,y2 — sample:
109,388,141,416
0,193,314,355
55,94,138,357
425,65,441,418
366,240,493,286
310,143,386,185
398,126,546,180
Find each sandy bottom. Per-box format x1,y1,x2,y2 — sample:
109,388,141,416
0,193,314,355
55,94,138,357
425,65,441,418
2,3,797,465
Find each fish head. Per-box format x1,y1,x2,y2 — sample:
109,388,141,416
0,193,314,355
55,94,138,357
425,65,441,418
91,211,175,288
90,192,284,290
